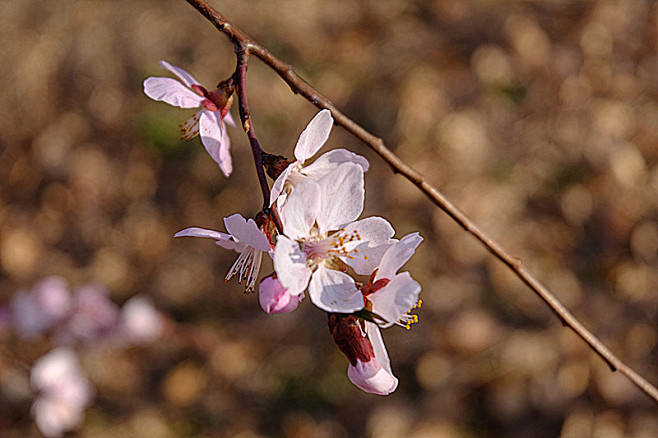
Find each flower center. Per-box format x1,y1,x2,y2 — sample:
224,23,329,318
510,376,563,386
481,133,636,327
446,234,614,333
302,228,362,267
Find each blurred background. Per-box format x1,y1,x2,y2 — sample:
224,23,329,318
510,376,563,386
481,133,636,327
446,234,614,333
1,0,658,436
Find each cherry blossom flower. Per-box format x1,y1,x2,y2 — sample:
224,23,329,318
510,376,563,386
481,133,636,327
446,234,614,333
175,213,271,292
143,60,236,177
361,233,423,329
56,284,119,344
273,165,394,313
269,109,369,206
11,277,71,339
30,348,93,437
117,295,165,345
329,314,398,395
258,274,303,314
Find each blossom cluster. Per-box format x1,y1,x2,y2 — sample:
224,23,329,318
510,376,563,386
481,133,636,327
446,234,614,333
3,278,164,437
145,62,422,395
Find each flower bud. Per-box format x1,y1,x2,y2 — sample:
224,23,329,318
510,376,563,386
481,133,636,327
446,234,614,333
328,314,398,395
259,275,301,314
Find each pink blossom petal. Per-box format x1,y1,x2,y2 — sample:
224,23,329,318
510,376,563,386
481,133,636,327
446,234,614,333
294,109,334,162
273,236,312,296
308,266,363,313
199,111,232,177
346,323,398,395
366,323,393,375
279,179,321,240
143,77,204,109
375,232,423,281
303,148,369,179
368,273,421,328
223,214,270,252
347,358,398,396
259,276,302,314
316,162,364,234
159,60,200,88
224,111,236,127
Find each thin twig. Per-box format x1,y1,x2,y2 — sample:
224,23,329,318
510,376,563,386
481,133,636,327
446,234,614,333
183,0,658,404
232,48,271,209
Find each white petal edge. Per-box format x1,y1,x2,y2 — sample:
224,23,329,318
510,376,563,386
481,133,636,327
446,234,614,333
369,272,421,328
160,60,200,88
374,232,423,281
294,109,334,162
279,179,321,240
199,111,232,177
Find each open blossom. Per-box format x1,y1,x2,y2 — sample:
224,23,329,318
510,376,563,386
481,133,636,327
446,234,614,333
269,109,369,207
30,348,94,437
329,314,398,395
143,60,236,177
175,213,270,292
273,164,394,313
361,233,423,329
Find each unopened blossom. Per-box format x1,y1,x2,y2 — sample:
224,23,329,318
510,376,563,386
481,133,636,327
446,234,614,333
143,60,236,177
175,213,270,292
274,165,394,313
361,233,423,329
269,109,369,207
329,314,398,395
258,274,303,314
30,348,94,437
11,277,71,339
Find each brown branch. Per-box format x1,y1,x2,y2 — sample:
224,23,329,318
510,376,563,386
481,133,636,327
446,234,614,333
183,0,658,404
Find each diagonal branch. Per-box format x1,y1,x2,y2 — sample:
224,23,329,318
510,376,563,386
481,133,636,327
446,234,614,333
183,0,658,404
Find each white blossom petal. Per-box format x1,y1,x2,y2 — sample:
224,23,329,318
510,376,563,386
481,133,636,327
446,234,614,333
294,109,333,162
143,77,205,109
302,148,369,179
279,179,321,240
269,164,295,207
375,232,423,281
369,272,421,328
174,226,244,251
308,266,363,313
316,162,364,234
159,60,200,88
224,111,236,127
273,236,312,295
199,111,232,177
366,322,394,375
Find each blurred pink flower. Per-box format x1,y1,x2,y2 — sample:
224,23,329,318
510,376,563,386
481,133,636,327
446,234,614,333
258,275,302,314
11,277,71,339
143,60,236,177
57,284,119,344
175,213,271,292
117,295,164,344
30,348,93,437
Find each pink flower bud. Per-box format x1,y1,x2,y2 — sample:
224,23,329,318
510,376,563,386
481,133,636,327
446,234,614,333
259,275,301,314
347,358,398,396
